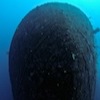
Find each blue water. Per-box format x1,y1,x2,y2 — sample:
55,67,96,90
0,0,100,100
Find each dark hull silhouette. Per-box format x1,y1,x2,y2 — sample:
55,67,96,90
9,3,96,100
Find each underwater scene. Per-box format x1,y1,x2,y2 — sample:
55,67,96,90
0,0,100,100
